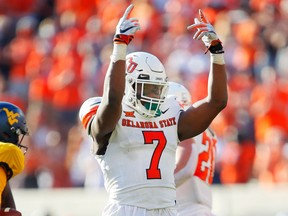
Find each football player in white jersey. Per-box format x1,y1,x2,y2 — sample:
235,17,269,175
79,4,227,216
168,81,217,216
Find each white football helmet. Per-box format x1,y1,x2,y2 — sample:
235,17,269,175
125,52,168,118
79,97,102,135
167,81,191,110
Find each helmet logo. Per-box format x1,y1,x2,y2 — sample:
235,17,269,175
127,57,138,73
3,108,20,125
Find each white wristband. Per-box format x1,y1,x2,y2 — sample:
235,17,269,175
110,44,127,62
210,53,225,65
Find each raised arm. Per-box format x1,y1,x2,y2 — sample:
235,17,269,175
178,9,228,141
90,5,140,153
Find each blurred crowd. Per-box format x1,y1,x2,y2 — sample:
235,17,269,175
0,0,288,188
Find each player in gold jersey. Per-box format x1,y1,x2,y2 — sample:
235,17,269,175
0,102,29,214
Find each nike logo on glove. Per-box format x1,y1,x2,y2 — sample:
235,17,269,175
120,26,135,33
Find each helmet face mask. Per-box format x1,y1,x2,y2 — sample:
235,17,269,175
135,80,168,116
125,52,168,118
0,102,29,152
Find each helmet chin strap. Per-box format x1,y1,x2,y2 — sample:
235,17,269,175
18,134,28,154
155,109,161,117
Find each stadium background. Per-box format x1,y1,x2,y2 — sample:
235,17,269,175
0,0,287,215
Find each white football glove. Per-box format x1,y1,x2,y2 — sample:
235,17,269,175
114,4,140,45
188,9,224,54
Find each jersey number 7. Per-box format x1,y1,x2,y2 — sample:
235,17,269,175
142,131,167,179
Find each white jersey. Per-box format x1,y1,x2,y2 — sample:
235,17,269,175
175,128,217,216
96,97,181,210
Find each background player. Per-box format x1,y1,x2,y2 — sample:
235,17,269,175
0,102,29,215
168,81,217,216
79,4,227,216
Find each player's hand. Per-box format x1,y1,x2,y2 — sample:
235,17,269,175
187,9,224,54
114,4,140,45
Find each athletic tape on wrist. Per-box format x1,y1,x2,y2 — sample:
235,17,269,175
210,53,225,65
110,44,127,62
